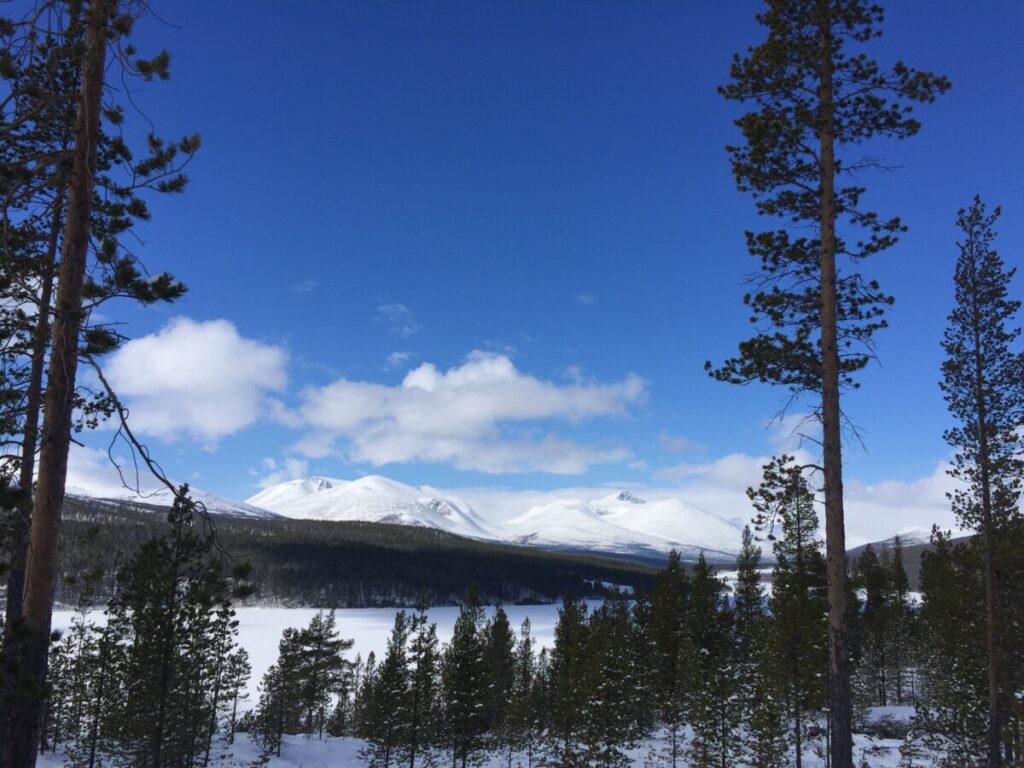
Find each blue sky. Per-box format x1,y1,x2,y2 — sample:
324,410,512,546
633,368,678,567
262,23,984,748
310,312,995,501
71,0,1023,537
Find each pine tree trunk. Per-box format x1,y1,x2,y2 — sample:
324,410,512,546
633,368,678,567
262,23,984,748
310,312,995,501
816,4,852,767
2,4,108,766
972,288,1003,768
3,186,64,634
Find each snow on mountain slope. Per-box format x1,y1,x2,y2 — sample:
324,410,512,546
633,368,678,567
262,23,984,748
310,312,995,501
66,484,277,519
246,475,498,540
245,475,747,557
589,493,744,556
504,493,743,558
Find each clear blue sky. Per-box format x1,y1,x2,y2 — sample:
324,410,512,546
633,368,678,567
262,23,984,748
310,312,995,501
82,0,1024,506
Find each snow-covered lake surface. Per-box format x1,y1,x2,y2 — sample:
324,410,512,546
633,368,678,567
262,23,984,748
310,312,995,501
52,602,586,707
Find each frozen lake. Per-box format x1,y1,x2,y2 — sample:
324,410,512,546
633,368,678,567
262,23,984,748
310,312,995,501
52,601,589,707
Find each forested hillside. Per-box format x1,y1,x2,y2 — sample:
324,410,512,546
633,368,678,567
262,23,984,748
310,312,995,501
55,497,658,608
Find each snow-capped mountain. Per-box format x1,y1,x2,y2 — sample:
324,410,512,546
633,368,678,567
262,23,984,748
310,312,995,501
66,483,277,519
247,476,745,559
68,472,752,559
246,475,498,540
504,491,743,559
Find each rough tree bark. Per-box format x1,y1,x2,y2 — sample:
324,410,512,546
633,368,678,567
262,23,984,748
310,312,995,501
2,2,109,766
816,3,852,767
4,186,65,633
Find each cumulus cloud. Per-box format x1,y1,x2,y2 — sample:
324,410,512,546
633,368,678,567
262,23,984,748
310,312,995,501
256,456,310,488
376,302,420,337
105,317,288,443
294,351,646,474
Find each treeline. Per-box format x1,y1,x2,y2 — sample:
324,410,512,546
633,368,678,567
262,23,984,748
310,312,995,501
55,497,658,608
37,459,1024,767
236,459,1023,768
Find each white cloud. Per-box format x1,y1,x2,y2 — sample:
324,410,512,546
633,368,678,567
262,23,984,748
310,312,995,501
256,456,310,488
384,351,413,370
658,430,703,454
105,317,288,443
575,292,598,306
653,449,961,547
767,412,821,452
291,280,319,293
376,303,420,337
65,444,163,498
294,350,646,474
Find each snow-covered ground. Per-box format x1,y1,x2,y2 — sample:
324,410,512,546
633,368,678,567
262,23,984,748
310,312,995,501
38,729,913,768
51,603,587,707
43,606,927,767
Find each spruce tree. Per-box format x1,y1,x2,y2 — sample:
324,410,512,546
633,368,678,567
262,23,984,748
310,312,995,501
709,6,949,764
940,196,1024,768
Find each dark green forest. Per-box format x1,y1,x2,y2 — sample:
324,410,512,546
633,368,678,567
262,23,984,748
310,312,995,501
56,497,658,608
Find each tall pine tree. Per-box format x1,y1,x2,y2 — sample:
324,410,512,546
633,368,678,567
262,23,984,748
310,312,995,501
940,196,1024,768
709,6,949,764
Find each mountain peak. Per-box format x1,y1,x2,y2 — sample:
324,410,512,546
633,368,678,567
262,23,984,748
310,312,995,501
615,491,646,504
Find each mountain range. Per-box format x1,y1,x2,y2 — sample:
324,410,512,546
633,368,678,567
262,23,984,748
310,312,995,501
71,473,750,561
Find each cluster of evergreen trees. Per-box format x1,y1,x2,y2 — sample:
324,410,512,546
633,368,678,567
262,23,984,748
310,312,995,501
27,462,1024,768
40,494,252,768
235,456,936,768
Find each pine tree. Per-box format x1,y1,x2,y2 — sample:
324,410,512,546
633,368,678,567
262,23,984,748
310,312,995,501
916,531,989,764
752,456,829,768
583,595,640,768
886,538,913,707
685,554,736,768
102,489,244,768
221,649,251,744
250,629,308,755
405,596,441,768
709,6,949,764
734,525,765,665
505,619,543,768
295,610,354,738
483,605,515,757
628,590,659,735
545,594,589,768
2,2,197,758
441,589,488,768
732,526,786,768
360,613,411,768
940,196,1024,768
648,552,689,767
